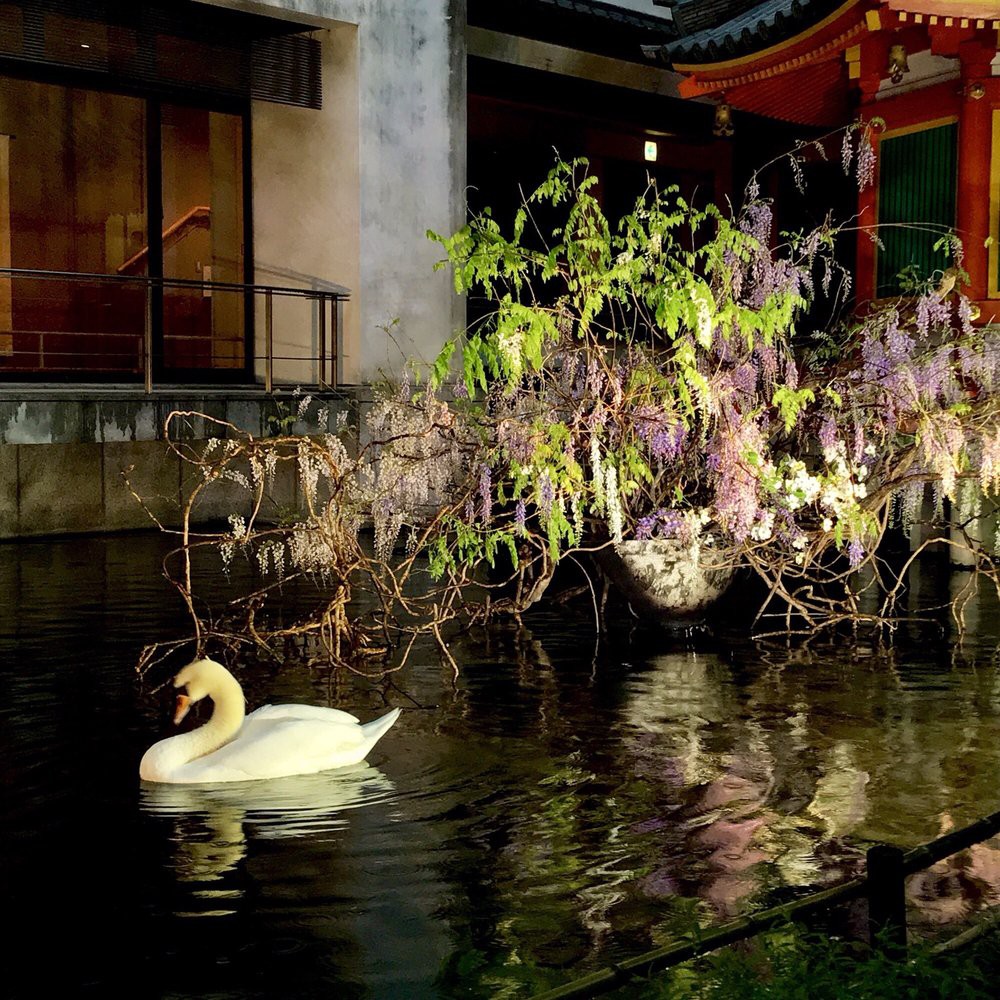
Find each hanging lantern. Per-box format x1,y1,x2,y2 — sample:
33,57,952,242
887,43,909,84
713,101,734,137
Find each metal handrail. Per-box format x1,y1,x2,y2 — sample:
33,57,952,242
0,266,350,298
118,205,212,275
0,266,349,392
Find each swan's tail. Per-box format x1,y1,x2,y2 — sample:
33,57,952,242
361,707,401,749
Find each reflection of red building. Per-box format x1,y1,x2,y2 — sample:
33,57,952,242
648,1,1000,314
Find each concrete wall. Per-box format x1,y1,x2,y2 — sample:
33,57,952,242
198,0,467,383
0,437,309,537
251,20,362,385
0,390,356,538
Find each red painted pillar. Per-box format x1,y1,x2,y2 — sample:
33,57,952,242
854,38,884,305
956,41,996,302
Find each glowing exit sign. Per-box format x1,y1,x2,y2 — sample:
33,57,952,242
644,140,658,162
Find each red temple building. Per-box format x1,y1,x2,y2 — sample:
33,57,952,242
647,0,1000,315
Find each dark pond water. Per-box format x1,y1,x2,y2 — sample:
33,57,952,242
3,533,1000,998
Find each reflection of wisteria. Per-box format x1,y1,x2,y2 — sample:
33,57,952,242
609,608,1000,935
807,742,870,839
577,852,641,943
440,595,1000,987
907,815,1000,930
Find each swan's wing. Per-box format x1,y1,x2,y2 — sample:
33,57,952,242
178,718,367,783
247,703,360,725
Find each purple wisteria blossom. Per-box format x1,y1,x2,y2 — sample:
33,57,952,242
710,420,764,542
853,424,865,465
861,332,889,382
855,135,876,191
498,420,533,464
742,202,773,247
538,472,555,520
847,539,865,568
635,514,657,540
635,508,688,541
883,311,913,361
756,345,779,386
479,464,492,524
819,415,837,452
634,405,687,462
515,498,527,536
958,295,974,337
733,362,757,395
822,257,834,296
784,357,799,391
723,247,744,300
915,294,951,340
841,130,853,174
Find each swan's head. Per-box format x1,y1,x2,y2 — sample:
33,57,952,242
172,658,234,725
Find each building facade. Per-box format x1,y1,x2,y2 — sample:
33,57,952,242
0,0,767,536
649,0,1000,312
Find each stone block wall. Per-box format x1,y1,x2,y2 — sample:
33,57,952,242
0,391,358,539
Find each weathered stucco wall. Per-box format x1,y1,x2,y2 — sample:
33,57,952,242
198,0,467,383
251,20,362,385
0,391,356,538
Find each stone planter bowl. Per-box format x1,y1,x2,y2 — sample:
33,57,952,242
601,538,734,619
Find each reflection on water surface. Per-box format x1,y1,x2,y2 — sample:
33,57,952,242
2,533,999,997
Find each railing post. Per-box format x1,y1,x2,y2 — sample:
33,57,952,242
265,288,273,394
143,280,153,393
867,844,907,958
332,294,341,387
318,292,327,389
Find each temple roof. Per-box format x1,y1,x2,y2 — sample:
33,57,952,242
644,0,999,127
652,0,847,64
650,0,1000,66
885,0,1000,14
668,0,796,35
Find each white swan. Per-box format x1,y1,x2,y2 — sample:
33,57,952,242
139,658,401,784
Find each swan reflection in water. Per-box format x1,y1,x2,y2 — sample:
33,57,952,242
140,764,395,915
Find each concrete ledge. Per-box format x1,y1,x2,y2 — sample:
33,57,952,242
0,387,360,445
19,442,105,535
104,440,183,531
0,438,309,538
0,445,17,536
0,388,363,537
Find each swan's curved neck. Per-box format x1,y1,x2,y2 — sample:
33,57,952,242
141,673,245,780
184,679,246,760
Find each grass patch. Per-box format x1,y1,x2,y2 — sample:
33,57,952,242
625,928,993,999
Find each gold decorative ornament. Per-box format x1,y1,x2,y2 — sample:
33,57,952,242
887,43,909,84
713,101,734,137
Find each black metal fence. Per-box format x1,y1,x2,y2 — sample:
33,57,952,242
534,807,1000,999
0,266,348,392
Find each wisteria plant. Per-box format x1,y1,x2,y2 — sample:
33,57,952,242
419,133,1000,634
138,123,1000,674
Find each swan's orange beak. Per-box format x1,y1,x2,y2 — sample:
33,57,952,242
173,694,192,725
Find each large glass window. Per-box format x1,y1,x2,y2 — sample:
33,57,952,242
0,74,246,378
0,76,148,372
